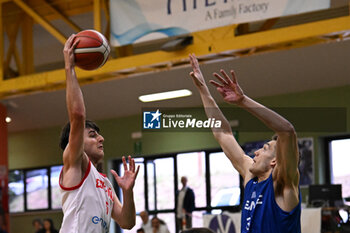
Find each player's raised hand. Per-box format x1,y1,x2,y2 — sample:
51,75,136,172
189,54,207,88
63,34,79,68
210,69,245,105
110,155,140,192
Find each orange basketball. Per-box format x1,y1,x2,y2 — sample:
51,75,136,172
73,30,110,70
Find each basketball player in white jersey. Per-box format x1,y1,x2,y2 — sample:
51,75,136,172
59,34,140,233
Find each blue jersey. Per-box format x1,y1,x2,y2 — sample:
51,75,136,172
241,173,301,233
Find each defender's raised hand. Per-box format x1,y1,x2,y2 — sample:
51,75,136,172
189,54,207,88
111,155,140,192
210,69,245,105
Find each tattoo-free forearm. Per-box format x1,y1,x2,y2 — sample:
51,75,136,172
198,87,232,135
118,190,136,229
237,96,294,133
65,67,85,121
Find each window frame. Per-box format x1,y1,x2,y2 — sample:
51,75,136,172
8,164,63,214
324,134,350,184
112,148,243,233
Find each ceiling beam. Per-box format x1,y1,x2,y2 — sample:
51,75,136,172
259,18,280,31
41,0,82,33
4,18,21,78
1,15,350,99
93,0,102,32
13,0,66,44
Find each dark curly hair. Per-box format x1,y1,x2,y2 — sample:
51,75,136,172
59,120,100,150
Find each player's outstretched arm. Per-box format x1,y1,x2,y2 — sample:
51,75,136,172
189,54,253,179
236,95,298,185
62,35,88,177
110,156,140,229
212,69,299,201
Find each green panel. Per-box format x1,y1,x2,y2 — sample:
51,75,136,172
9,127,62,169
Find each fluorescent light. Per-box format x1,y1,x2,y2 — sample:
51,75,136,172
5,117,11,123
139,89,192,102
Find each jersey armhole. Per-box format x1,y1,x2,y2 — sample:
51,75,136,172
59,161,92,191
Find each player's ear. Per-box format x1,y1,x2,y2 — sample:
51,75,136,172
270,158,277,168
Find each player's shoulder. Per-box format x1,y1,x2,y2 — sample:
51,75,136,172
62,152,90,177
243,171,256,187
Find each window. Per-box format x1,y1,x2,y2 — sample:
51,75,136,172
26,169,48,210
8,165,63,213
51,165,63,209
328,137,350,204
118,158,145,213
177,152,206,208
114,149,242,233
148,157,175,210
210,152,240,209
8,170,24,213
147,161,156,211
158,212,175,233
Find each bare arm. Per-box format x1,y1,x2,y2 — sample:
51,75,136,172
237,96,299,185
62,35,88,186
189,54,253,179
211,69,300,209
111,156,140,229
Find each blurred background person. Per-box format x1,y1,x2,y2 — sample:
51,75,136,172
151,216,170,233
32,219,44,233
176,176,195,232
137,228,145,233
43,218,58,233
140,210,152,233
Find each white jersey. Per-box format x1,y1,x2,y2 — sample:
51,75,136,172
59,161,115,233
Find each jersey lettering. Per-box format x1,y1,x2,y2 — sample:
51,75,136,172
96,178,114,200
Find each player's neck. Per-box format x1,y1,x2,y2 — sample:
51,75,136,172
257,171,272,183
89,157,100,168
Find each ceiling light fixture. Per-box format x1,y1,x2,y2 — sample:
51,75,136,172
139,89,192,102
5,117,11,123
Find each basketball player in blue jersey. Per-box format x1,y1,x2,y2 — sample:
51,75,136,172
189,54,301,233
59,34,140,233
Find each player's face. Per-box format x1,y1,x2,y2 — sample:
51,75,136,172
249,140,277,175
84,127,104,163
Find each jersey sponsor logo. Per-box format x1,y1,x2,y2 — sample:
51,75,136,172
244,194,263,211
92,216,109,233
244,194,263,231
96,178,113,200
251,191,256,199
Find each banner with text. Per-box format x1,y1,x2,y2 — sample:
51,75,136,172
110,0,330,46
